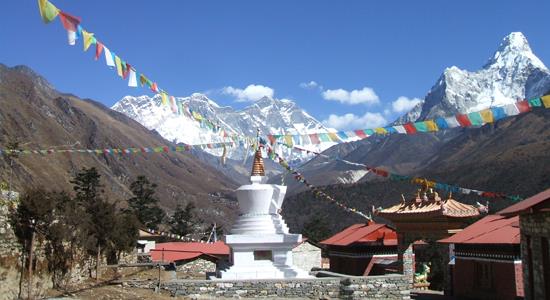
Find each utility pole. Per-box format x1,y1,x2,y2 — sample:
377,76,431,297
96,244,101,282
28,219,35,300
157,248,164,293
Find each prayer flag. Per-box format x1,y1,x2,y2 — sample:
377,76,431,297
364,129,375,136
139,74,148,87
444,116,460,128
491,106,506,121
170,96,177,113
319,133,331,142
479,109,494,123
95,42,104,60
66,30,77,46
456,114,472,127
503,103,520,116
384,127,397,134
393,125,407,134
122,62,131,79
151,82,159,93
59,11,81,32
541,95,550,108
160,93,168,106
337,131,349,140
103,47,115,68
374,127,387,135
292,135,301,145
301,134,311,145
328,132,340,142
267,135,277,145
38,0,59,23
403,123,417,134
515,100,531,113
528,97,542,107
425,120,438,132
467,111,483,126
114,56,123,77
413,121,428,132
284,135,293,147
82,30,95,51
354,130,367,139
128,69,137,87
309,134,320,144
435,117,448,129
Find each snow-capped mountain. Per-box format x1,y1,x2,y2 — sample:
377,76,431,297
398,32,550,123
112,93,329,161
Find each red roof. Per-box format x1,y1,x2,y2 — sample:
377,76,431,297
439,215,520,245
150,241,230,262
499,188,550,216
320,223,397,246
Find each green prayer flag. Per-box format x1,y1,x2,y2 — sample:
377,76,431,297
38,0,59,23
467,111,484,126
413,121,428,132
528,97,542,107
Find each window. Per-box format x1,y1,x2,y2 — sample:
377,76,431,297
253,250,273,261
474,261,493,290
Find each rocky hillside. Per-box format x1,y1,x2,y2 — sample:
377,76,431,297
0,64,239,228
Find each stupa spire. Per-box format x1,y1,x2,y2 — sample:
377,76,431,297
251,129,265,177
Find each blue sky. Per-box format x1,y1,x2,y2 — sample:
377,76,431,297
2,0,550,130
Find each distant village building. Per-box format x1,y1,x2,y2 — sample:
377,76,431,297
499,188,550,300
439,215,522,299
292,239,322,272
375,188,484,292
137,229,161,254
320,222,398,276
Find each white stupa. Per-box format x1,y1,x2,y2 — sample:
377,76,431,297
215,149,310,279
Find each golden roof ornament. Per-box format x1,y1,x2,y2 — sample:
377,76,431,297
251,149,265,176
251,128,265,177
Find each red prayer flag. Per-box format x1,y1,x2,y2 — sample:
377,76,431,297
94,42,104,60
516,100,531,113
354,130,367,139
151,82,159,93
308,134,320,144
267,135,276,145
122,63,131,79
456,114,472,127
403,123,417,134
58,11,81,32
162,146,169,153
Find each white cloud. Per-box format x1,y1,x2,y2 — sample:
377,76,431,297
299,81,319,89
322,112,387,131
222,84,274,102
392,96,422,113
322,87,379,105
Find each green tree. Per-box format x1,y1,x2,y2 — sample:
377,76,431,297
169,202,197,236
302,215,331,242
127,175,165,229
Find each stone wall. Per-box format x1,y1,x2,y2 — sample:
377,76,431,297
127,274,411,299
519,211,550,300
292,241,322,272
175,257,217,278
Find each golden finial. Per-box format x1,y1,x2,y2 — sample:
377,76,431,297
251,128,265,176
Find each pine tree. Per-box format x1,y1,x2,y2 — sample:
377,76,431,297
127,175,165,229
302,215,331,242
169,202,197,237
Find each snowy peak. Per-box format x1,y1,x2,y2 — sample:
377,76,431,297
484,32,547,71
397,32,550,123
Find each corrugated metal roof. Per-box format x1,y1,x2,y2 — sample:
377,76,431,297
439,215,519,245
150,241,230,262
499,188,550,216
320,223,397,246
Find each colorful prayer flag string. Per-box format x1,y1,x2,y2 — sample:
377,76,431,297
287,144,523,202
267,96,550,147
263,145,371,220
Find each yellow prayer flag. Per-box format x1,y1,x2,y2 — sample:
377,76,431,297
284,135,293,147
425,120,439,132
114,56,123,77
82,30,95,51
542,95,550,108
160,93,168,106
38,0,59,23
328,132,340,142
479,109,494,123
374,127,387,134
